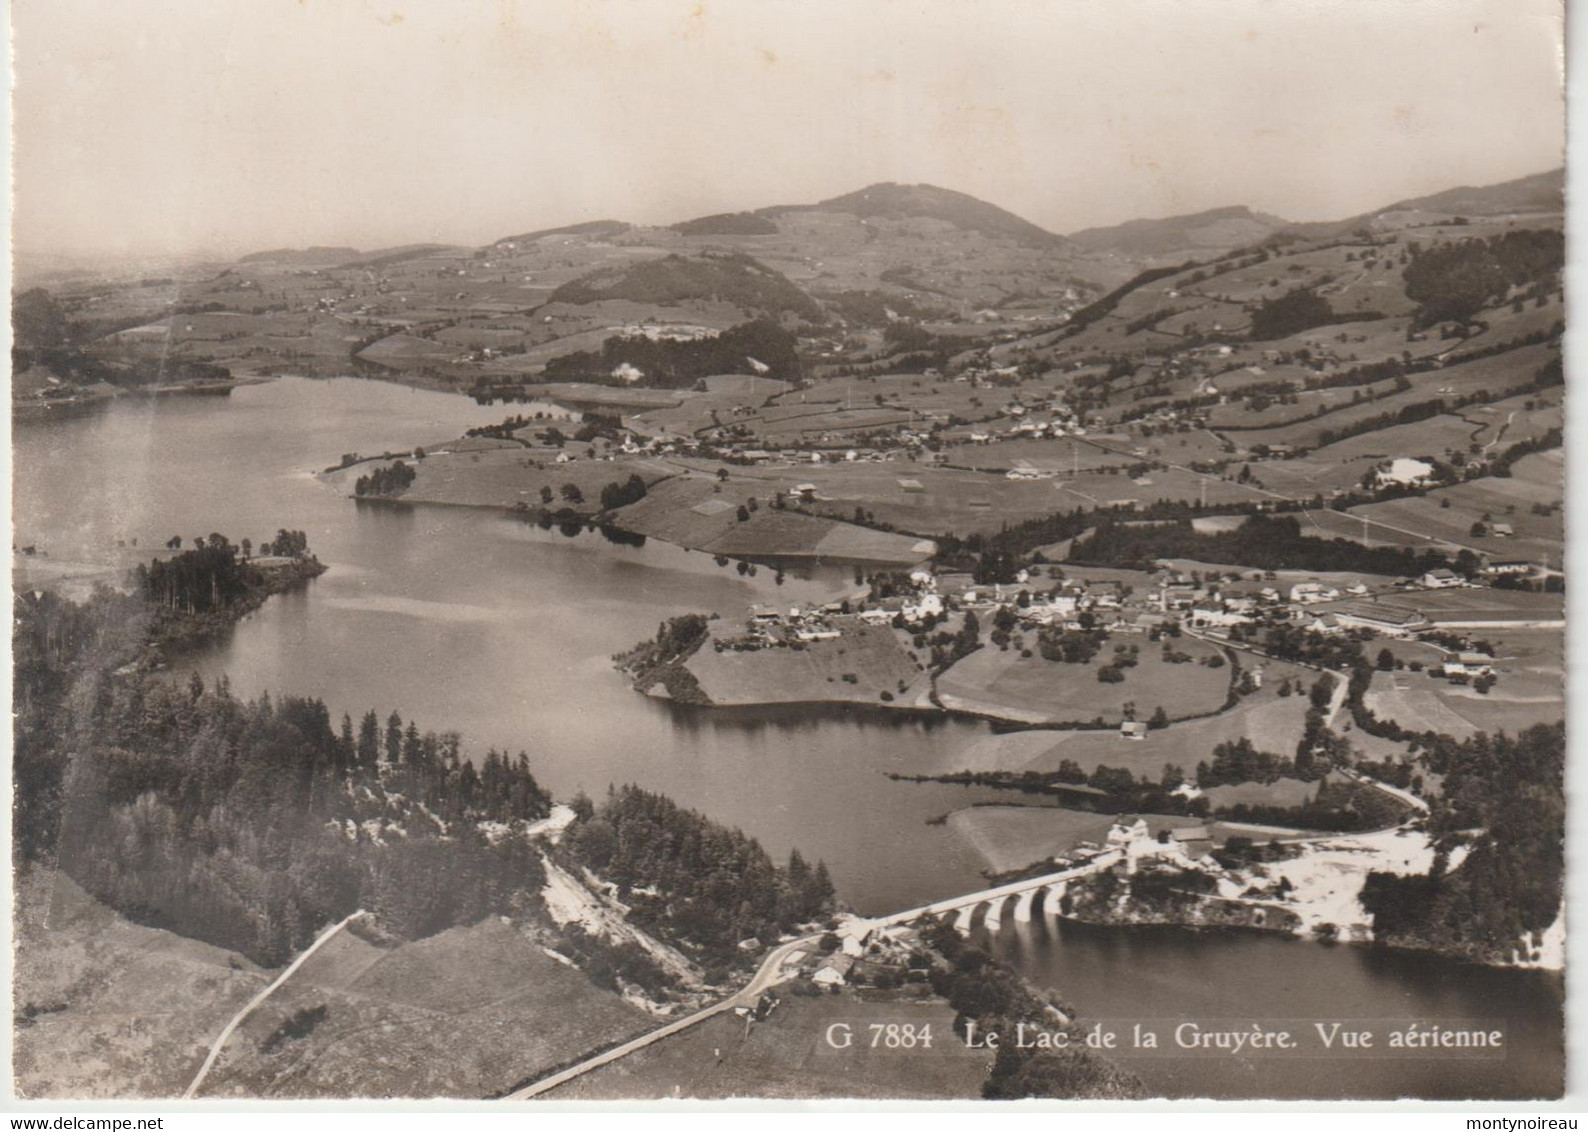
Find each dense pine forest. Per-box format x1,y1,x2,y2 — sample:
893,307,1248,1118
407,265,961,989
16,580,555,964
560,785,836,966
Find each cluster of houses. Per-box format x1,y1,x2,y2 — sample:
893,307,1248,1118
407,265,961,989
804,923,927,989
715,541,1552,672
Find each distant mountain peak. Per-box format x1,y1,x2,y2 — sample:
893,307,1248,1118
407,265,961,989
766,182,1063,247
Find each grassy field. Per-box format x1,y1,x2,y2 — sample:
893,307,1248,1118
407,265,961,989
13,870,269,1099
205,918,651,1099
1365,630,1562,739
685,620,926,707
940,436,1130,474
344,449,675,511
553,991,991,1100
357,333,459,368
675,459,1082,539
1348,492,1560,564
612,474,935,563
630,376,790,437
934,635,1231,725
1403,587,1563,622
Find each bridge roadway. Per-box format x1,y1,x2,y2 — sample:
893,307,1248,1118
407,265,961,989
864,850,1123,929
504,852,1122,1099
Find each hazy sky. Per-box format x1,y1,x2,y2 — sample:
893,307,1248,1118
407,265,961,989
12,0,1565,258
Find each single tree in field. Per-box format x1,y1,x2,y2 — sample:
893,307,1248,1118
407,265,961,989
561,483,583,504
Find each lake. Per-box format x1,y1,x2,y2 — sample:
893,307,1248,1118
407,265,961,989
13,375,1564,1099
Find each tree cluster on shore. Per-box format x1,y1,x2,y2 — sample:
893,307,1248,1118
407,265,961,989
354,460,417,498
921,920,1147,1100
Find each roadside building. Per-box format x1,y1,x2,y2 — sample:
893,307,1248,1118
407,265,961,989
1481,559,1534,577
1457,652,1496,676
1321,600,1428,637
812,954,854,987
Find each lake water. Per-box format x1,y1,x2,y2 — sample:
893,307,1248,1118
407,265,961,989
13,376,1564,1099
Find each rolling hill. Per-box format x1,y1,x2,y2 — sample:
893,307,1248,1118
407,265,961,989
547,251,823,320
765,181,1065,247
1066,205,1290,259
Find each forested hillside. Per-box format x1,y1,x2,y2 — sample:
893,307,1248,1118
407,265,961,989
1360,723,1564,963
540,318,802,387
16,581,555,964
561,784,836,966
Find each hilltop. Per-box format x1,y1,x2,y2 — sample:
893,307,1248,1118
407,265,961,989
1278,167,1565,240
547,251,822,320
238,246,360,266
491,219,632,247
765,181,1065,247
1066,205,1290,260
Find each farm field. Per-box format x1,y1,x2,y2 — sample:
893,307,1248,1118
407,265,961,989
554,992,988,1100
629,374,791,436
1363,664,1562,742
356,333,459,368
1205,380,1402,432
948,658,1325,776
614,475,935,564
1348,491,1561,565
204,918,650,1099
1463,391,1562,449
1249,411,1497,497
1221,344,1556,451
1289,506,1451,552
934,635,1231,725
941,437,1130,474
1123,429,1240,467
1046,466,1270,512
